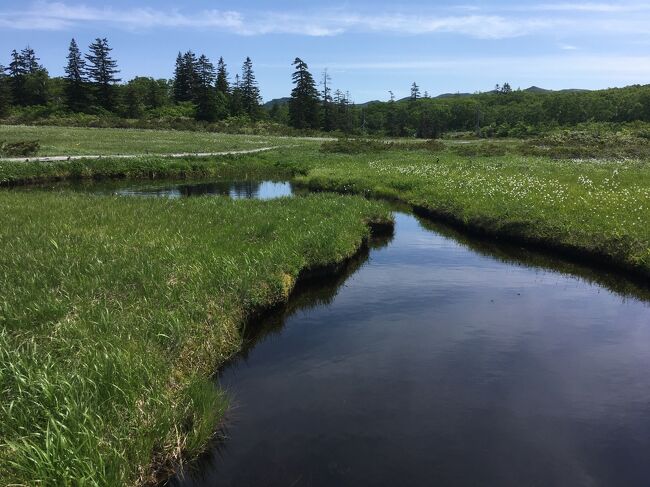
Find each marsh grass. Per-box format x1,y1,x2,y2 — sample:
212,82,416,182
0,154,300,186
254,145,649,277
0,190,390,485
320,138,444,154
0,125,316,157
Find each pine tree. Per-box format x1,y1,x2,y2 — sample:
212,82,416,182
320,68,334,131
181,51,199,100
64,38,87,111
85,38,120,109
196,55,215,89
195,54,218,121
216,57,229,95
240,57,261,119
20,46,40,73
172,52,189,102
230,74,244,116
8,47,48,106
410,82,420,102
288,58,320,129
8,50,27,105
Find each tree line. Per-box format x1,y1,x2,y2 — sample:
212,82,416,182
2,39,650,137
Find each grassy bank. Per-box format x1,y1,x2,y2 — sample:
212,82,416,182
290,149,649,278
0,190,391,485
1,134,648,277
0,152,300,186
0,125,316,157
209,141,647,278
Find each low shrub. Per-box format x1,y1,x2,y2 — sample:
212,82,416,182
320,138,445,154
519,129,650,159
320,138,392,154
0,140,40,157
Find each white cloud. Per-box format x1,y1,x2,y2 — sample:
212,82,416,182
308,55,650,81
0,1,648,40
531,2,650,12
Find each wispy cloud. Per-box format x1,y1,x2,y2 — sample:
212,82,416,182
0,1,648,40
307,55,650,82
530,2,650,12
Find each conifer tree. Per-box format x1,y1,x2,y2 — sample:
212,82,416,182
216,57,229,95
181,51,199,100
20,46,40,73
230,73,244,116
240,57,261,119
85,38,120,109
8,50,27,105
195,54,218,121
196,55,215,89
410,82,420,102
288,58,320,129
64,38,87,111
320,68,334,131
172,52,189,102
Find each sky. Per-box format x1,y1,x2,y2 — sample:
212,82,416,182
1,0,650,102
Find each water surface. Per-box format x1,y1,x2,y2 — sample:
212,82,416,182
47,179,650,486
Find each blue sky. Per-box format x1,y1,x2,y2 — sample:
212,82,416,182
1,0,649,102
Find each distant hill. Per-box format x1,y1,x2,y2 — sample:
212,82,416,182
263,97,291,108
264,86,592,108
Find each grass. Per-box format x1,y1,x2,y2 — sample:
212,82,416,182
0,153,299,186
1,126,649,484
0,125,316,157
255,143,650,277
0,190,391,485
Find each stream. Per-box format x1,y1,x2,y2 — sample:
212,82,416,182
55,178,650,486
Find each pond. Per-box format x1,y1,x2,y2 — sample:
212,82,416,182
60,179,650,486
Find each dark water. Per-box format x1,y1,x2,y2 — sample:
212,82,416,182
38,179,294,200
55,179,650,486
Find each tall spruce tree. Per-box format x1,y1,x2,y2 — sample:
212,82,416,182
64,38,87,111
240,57,261,119
216,57,229,95
172,52,190,102
85,38,120,109
8,49,27,105
196,55,215,89
230,73,244,116
20,47,40,73
320,68,334,131
410,82,420,102
195,54,219,121
288,58,320,129
182,51,199,100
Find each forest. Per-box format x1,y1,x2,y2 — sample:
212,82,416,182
2,38,650,137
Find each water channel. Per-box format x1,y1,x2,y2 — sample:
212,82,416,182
55,178,650,486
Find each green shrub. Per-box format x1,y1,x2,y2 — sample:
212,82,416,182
0,140,40,157
519,129,650,159
320,138,392,154
320,138,445,154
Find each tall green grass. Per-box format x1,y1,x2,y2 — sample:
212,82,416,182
0,125,316,157
0,190,390,485
253,144,650,277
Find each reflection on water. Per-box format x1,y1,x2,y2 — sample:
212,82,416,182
38,179,294,200
170,210,650,487
111,180,294,200
35,179,650,486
